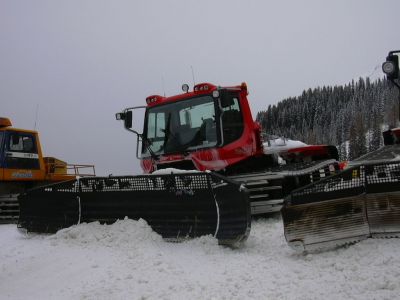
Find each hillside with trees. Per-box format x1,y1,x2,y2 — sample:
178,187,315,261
256,78,399,160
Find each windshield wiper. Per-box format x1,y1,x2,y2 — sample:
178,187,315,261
162,113,178,150
162,113,171,147
161,113,191,155
140,134,159,160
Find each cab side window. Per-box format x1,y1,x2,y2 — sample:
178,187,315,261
8,135,36,152
221,93,244,145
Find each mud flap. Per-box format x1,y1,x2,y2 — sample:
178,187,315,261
366,192,400,237
18,172,251,247
282,195,370,251
282,162,400,251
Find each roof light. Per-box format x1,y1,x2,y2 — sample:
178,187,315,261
241,82,249,95
0,117,12,128
193,83,216,93
212,90,220,98
182,84,189,93
145,95,164,105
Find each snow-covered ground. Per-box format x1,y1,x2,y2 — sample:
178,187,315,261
1,217,400,300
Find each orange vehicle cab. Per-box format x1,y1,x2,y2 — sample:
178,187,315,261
0,117,87,184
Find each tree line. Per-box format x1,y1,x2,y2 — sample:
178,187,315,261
256,78,399,160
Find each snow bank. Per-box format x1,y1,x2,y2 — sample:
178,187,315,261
2,217,400,299
50,218,163,248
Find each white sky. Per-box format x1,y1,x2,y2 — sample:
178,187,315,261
1,0,399,175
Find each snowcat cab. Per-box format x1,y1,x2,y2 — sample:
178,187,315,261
116,83,269,174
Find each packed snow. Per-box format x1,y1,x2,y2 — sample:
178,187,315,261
263,137,308,164
152,168,202,175
263,138,307,155
2,217,400,300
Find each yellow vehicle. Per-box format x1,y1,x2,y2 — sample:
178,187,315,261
0,117,95,223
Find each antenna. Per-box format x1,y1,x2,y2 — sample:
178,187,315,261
162,76,166,97
34,103,39,130
191,65,196,86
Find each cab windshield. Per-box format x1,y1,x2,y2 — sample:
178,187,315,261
142,95,218,156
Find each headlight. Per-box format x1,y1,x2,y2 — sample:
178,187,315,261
115,112,125,120
382,61,396,75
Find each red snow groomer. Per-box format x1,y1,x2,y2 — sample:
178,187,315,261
18,82,338,246
118,82,339,214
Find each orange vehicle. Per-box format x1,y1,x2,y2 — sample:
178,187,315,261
0,117,95,223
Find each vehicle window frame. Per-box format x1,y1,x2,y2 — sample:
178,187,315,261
220,91,244,146
4,131,40,170
142,95,222,157
6,132,38,153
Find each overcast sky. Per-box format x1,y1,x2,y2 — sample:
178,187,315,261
1,0,399,175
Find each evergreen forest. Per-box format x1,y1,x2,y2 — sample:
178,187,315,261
256,78,399,160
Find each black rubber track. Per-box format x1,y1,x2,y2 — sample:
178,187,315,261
282,149,400,251
18,172,251,247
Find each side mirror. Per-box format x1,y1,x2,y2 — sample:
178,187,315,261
115,110,132,129
125,111,133,129
116,106,146,136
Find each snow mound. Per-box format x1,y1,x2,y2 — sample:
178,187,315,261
50,218,162,248
183,234,222,254
263,138,308,164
